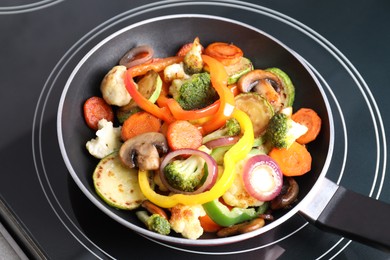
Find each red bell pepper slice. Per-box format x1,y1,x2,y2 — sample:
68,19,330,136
124,56,183,123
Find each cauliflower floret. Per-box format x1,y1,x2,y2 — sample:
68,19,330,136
183,37,203,74
163,62,190,82
222,155,265,208
169,204,205,240
86,119,122,159
100,65,131,106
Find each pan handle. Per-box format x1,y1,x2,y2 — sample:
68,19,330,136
299,177,390,252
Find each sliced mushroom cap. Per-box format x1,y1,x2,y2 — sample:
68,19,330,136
253,80,281,110
216,217,265,237
119,132,168,171
237,69,280,92
237,69,284,112
270,177,299,210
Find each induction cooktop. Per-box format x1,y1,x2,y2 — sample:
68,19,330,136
1,0,389,259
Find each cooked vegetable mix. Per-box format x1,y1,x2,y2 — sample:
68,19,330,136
83,38,322,239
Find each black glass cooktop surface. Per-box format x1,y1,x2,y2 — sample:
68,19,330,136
1,0,389,259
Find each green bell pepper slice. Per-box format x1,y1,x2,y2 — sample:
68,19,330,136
202,199,268,227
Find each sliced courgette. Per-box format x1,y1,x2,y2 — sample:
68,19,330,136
116,100,142,124
93,152,146,210
225,57,253,84
234,93,274,137
265,67,295,108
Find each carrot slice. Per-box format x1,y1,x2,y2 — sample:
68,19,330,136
160,121,169,137
199,214,222,233
204,42,243,66
83,96,114,130
268,142,312,176
176,42,193,56
292,108,322,144
166,120,203,150
121,111,161,141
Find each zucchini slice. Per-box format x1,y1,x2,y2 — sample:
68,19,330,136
93,152,146,210
235,93,274,137
116,99,142,124
225,57,253,84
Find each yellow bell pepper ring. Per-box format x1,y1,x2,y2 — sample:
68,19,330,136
138,108,254,208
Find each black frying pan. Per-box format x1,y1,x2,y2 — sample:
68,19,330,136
57,14,390,250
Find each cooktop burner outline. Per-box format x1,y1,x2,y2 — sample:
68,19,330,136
29,0,387,258
0,0,64,15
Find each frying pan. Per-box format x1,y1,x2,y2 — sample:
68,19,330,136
57,14,390,250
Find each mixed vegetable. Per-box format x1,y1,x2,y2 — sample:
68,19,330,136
83,37,322,239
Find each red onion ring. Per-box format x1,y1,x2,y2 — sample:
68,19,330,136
203,136,240,149
242,154,283,201
159,149,218,194
119,45,154,68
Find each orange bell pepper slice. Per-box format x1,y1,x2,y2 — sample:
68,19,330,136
166,99,220,120
199,55,235,134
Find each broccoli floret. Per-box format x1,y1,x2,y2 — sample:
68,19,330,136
170,72,218,110
224,118,241,136
136,211,171,235
202,118,241,144
163,153,206,192
265,112,308,149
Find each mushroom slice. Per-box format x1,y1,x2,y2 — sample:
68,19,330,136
253,79,281,110
237,69,295,112
265,67,295,109
237,69,283,111
238,69,281,92
270,177,299,210
119,132,168,171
